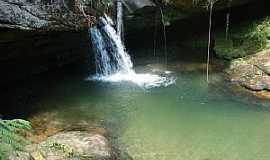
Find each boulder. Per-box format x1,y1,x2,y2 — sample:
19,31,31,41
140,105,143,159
29,131,115,160
227,49,270,98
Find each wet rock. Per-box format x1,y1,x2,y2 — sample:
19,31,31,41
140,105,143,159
227,49,270,98
29,131,114,160
27,112,105,144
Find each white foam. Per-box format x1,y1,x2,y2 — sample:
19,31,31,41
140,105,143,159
89,71,176,89
89,15,176,89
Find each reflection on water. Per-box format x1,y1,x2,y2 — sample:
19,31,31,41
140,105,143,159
2,61,270,160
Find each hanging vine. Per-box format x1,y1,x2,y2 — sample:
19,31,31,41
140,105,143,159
193,0,220,82
225,0,232,40
159,6,168,67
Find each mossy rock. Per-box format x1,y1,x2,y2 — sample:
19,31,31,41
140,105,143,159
32,131,114,160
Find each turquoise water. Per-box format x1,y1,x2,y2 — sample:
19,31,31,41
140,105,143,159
6,60,270,160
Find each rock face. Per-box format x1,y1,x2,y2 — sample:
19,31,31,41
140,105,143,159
227,49,270,98
165,0,255,12
0,0,260,31
123,0,155,13
0,0,85,31
0,0,156,31
29,131,114,160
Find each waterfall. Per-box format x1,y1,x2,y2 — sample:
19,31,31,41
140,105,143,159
88,15,176,88
116,0,124,41
90,15,134,76
90,26,114,76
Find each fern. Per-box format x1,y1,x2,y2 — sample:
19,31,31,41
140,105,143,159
0,119,31,159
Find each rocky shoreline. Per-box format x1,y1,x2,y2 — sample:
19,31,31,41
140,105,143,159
6,112,126,160
226,49,270,99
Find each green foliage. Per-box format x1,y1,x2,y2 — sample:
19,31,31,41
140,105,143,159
246,17,270,49
0,119,31,159
215,16,270,59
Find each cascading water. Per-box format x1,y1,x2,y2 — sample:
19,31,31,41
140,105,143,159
90,15,133,76
116,0,124,41
88,15,175,88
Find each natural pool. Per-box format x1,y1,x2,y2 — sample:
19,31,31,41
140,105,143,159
3,57,270,160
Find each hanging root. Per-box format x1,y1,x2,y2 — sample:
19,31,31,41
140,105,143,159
225,0,232,40
206,1,214,82
78,4,96,27
159,6,168,67
153,9,158,57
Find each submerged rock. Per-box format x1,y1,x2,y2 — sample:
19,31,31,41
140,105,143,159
27,112,107,144
23,111,119,160
227,49,270,98
29,131,114,160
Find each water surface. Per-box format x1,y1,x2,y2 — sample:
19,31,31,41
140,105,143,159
2,59,270,160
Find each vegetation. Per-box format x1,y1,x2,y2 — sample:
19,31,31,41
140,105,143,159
215,16,270,59
0,119,31,159
246,17,270,49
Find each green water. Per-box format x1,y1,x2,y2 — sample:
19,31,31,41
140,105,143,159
5,60,270,160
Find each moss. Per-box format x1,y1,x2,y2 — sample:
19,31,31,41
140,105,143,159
215,16,270,59
48,142,75,157
42,141,95,160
